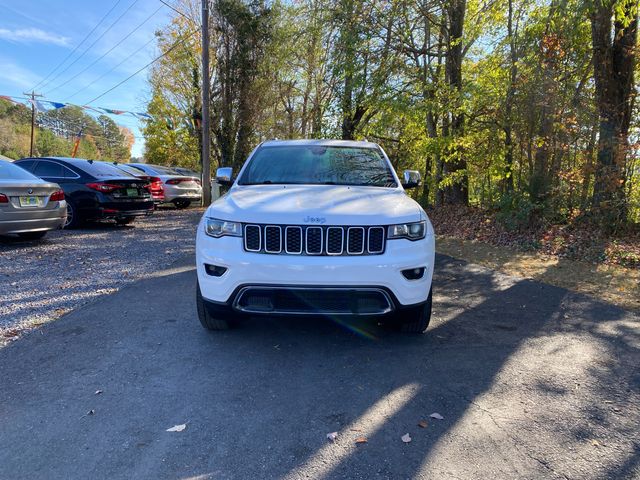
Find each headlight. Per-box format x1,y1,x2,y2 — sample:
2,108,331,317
205,218,242,238
388,221,426,240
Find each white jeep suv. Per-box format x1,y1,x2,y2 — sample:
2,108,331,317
195,140,435,333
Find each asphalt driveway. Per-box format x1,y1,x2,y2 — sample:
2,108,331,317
0,254,638,479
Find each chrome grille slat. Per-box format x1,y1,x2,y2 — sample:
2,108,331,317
306,227,323,255
347,227,365,254
367,226,385,254
244,225,261,252
264,225,282,253
244,225,386,256
285,226,303,254
326,227,343,255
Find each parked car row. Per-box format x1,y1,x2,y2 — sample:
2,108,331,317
0,157,203,240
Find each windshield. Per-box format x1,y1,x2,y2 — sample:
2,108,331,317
237,145,397,187
115,164,144,176
147,165,181,175
81,161,136,178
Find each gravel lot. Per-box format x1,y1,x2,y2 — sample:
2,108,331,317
0,208,202,344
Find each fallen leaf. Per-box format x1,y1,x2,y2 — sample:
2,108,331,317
355,436,368,444
401,433,412,443
418,421,428,428
95,390,103,395
326,432,338,442
430,413,444,420
592,440,600,447
166,424,187,432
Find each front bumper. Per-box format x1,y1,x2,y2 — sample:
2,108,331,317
196,223,435,308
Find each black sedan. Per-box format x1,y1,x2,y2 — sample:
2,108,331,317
14,157,154,228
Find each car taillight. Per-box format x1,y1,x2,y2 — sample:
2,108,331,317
86,182,120,193
193,178,201,185
165,178,183,185
0,193,8,203
50,189,65,201
144,177,164,192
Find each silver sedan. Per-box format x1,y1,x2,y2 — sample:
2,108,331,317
128,164,202,209
0,159,66,240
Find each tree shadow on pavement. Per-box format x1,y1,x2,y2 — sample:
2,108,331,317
0,255,638,479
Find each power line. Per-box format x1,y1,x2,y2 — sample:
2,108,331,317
158,0,193,21
46,4,165,96
84,29,198,106
31,0,124,91
38,0,142,92
66,36,157,102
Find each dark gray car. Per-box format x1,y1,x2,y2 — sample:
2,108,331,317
0,159,66,240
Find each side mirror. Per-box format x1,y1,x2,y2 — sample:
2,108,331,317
216,167,233,186
402,170,421,189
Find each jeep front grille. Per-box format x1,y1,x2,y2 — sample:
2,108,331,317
243,224,386,256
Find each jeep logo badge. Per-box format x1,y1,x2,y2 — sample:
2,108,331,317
303,216,326,224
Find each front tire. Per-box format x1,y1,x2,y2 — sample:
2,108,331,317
399,288,433,334
196,282,232,330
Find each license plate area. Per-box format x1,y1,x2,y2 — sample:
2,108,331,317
19,196,39,207
126,188,139,197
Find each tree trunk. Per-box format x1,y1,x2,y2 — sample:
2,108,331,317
503,0,517,194
589,0,638,225
442,0,468,205
529,10,559,205
579,122,597,210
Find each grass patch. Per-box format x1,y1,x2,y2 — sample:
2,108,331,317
437,236,640,312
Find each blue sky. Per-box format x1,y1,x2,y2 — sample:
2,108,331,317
0,0,175,157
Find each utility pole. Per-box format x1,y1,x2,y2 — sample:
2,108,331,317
201,0,212,206
23,91,43,157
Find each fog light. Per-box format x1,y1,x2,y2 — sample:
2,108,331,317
402,267,425,280
204,264,228,277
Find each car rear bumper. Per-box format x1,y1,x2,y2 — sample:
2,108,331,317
78,198,155,220
97,208,154,219
196,222,435,308
0,215,66,234
163,184,202,202
163,194,202,203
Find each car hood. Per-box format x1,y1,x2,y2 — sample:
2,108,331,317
207,185,424,225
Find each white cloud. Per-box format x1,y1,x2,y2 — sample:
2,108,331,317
0,27,70,46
